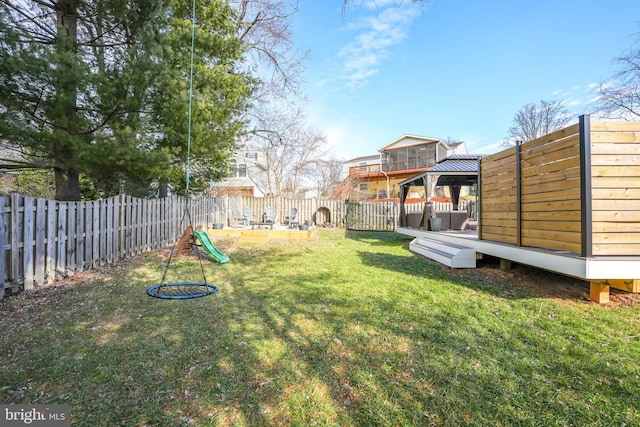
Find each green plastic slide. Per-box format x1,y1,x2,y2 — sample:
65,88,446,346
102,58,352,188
193,230,229,264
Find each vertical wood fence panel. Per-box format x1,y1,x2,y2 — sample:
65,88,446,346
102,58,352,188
57,203,67,278
0,197,6,299
46,200,56,281
76,202,84,272
35,198,46,286
23,196,34,290
67,202,76,271
11,193,20,287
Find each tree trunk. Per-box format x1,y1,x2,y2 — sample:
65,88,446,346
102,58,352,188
159,182,168,198
54,0,81,201
55,168,81,201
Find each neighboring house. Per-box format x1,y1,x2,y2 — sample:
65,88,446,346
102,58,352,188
209,149,268,197
339,154,381,181
333,135,467,201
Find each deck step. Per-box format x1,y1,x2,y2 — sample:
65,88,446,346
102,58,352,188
409,237,476,268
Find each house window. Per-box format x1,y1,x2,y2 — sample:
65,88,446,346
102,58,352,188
383,144,438,171
359,183,368,191
417,146,427,168
408,147,417,169
427,144,436,166
388,151,398,171
245,152,258,160
231,163,247,178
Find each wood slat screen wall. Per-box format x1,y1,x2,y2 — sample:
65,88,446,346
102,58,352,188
519,124,582,253
480,119,640,256
480,124,583,252
590,122,640,255
479,146,518,244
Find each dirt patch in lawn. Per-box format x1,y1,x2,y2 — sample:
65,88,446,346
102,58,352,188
459,255,640,307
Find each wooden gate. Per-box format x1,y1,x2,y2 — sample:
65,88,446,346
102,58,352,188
345,200,397,231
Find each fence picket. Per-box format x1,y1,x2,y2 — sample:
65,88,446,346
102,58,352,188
85,202,93,269
35,198,46,284
92,201,99,268
46,200,56,282
10,193,20,287
76,202,84,271
57,203,67,279
0,197,6,298
66,202,76,271
107,197,113,263
23,197,34,290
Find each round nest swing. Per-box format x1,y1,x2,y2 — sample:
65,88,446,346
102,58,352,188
147,282,218,300
145,0,220,300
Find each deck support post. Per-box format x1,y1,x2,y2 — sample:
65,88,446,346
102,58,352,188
500,259,512,271
590,282,610,304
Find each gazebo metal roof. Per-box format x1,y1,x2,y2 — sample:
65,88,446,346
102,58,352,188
398,154,484,187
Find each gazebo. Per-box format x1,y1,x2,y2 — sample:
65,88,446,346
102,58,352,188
398,154,482,229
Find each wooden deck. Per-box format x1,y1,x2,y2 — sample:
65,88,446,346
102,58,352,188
404,115,640,304
397,226,640,303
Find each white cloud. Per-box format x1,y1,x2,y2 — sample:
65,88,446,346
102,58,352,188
362,0,405,8
472,140,507,155
564,97,582,107
338,4,420,89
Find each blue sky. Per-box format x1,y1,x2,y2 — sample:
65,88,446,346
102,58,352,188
291,0,639,160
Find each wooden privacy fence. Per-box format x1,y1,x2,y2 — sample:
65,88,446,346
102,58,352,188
0,193,224,296
1,193,416,296
228,196,348,228
479,115,640,256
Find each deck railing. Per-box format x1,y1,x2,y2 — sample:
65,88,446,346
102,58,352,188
479,115,640,256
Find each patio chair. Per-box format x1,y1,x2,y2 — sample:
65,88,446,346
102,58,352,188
283,207,299,228
264,206,276,225
234,206,252,228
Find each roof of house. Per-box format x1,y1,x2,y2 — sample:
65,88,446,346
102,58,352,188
344,154,380,163
446,141,465,148
377,134,442,152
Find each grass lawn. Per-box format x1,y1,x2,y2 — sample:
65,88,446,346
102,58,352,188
1,229,639,426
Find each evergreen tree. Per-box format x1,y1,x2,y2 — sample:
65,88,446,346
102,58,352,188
0,0,252,200
152,0,254,196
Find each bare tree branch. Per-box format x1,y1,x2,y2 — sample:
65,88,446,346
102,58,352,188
507,100,572,144
596,32,640,120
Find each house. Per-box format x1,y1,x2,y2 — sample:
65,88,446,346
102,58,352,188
209,148,268,197
333,135,467,201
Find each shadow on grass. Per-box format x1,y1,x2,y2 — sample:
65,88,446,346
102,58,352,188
344,229,409,243
2,234,638,426
348,230,591,303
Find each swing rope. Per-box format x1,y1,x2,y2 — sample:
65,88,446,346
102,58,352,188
147,0,217,299
185,0,196,194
